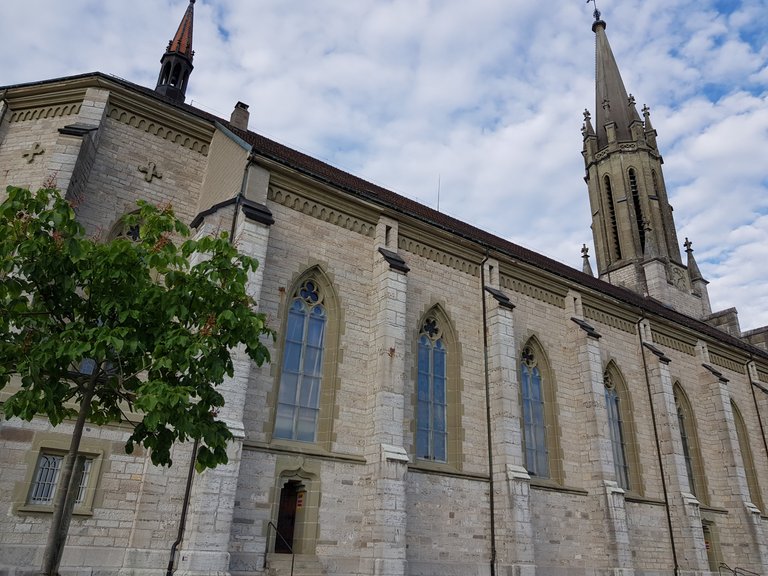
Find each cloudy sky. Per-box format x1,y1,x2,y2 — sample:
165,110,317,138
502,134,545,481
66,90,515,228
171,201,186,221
2,0,768,330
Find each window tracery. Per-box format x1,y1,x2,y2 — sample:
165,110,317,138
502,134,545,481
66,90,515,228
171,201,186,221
274,279,327,442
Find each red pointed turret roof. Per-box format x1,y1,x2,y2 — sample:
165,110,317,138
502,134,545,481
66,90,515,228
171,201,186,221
168,0,195,58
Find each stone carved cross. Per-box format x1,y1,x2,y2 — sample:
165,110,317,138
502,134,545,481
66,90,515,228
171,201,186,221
684,237,693,253
22,142,45,163
138,161,162,183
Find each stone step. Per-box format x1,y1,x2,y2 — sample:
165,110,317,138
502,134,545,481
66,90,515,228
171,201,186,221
266,553,326,576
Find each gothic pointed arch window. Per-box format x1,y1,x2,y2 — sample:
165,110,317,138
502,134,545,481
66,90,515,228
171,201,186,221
604,362,641,492
519,338,562,481
731,400,764,512
603,175,622,260
674,382,707,503
417,314,447,461
170,63,182,87
628,168,645,253
107,211,141,242
273,270,339,445
414,306,461,467
160,61,172,86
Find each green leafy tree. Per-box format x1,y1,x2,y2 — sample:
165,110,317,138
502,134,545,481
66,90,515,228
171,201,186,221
0,186,273,576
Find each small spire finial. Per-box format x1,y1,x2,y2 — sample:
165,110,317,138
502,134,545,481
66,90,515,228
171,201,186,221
684,238,705,283
581,244,594,276
583,109,591,122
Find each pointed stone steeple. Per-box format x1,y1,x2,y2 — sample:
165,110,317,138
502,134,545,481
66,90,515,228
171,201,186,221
581,10,710,320
593,17,641,149
684,238,712,315
684,238,704,282
582,109,596,139
155,0,196,103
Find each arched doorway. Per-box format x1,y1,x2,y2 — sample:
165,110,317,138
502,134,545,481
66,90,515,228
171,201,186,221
275,480,304,553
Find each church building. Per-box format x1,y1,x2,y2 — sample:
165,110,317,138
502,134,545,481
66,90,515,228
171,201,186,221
1,2,767,575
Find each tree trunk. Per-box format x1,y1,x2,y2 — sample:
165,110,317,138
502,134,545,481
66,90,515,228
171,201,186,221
40,372,98,576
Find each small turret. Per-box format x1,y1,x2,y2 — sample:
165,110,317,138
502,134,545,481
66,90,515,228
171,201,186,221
684,238,711,315
155,0,196,103
581,244,595,277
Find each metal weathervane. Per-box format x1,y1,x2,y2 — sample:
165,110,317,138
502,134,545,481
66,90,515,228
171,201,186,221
586,0,601,21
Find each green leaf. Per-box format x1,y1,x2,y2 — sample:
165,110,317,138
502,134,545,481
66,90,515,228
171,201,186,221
0,186,273,473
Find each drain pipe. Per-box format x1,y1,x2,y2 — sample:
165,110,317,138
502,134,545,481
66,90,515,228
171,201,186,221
166,439,199,576
229,153,255,241
168,152,254,575
636,316,679,576
479,251,497,576
746,356,768,468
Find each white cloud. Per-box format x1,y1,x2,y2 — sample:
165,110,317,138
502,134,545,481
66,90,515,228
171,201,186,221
2,0,768,330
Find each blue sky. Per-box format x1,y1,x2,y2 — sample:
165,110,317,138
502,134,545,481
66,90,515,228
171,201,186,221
2,0,768,330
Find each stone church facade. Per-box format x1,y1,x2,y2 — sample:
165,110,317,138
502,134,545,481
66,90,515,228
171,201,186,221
1,3,767,575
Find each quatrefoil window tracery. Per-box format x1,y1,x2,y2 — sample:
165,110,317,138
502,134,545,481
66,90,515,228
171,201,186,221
521,346,537,368
421,317,442,341
298,280,323,307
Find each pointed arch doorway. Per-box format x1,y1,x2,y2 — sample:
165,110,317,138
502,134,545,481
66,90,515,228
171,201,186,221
275,480,304,553
270,461,320,557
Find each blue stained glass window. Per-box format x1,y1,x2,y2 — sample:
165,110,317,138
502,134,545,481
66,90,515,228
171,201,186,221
605,370,630,489
417,319,447,462
675,388,697,497
521,346,549,477
274,281,326,442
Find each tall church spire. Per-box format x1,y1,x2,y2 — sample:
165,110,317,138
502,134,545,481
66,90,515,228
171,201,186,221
592,18,641,149
155,0,196,103
581,11,710,319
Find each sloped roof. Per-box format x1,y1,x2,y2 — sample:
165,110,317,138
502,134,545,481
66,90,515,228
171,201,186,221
2,71,766,363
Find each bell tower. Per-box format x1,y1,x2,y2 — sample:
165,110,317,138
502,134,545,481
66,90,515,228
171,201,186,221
582,9,711,319
155,0,196,103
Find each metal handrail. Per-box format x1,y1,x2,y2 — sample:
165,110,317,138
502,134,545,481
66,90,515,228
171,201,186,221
719,562,761,576
264,521,295,576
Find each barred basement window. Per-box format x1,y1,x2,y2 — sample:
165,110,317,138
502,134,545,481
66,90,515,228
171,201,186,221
28,453,93,507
